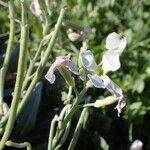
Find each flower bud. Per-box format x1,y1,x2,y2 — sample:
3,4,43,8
94,96,118,108
0,102,9,120
67,28,82,42
30,0,42,17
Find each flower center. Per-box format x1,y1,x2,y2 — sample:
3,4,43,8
95,67,106,76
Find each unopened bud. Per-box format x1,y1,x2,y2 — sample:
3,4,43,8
0,102,9,120
67,28,82,42
94,96,118,108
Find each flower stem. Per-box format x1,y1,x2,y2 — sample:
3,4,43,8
60,87,87,129
6,141,31,150
48,115,59,150
68,108,88,150
16,6,67,120
0,2,28,149
54,121,71,150
0,0,15,102
21,40,44,92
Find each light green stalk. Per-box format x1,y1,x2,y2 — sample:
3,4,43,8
59,87,87,129
16,6,67,119
6,141,31,150
68,108,88,150
0,2,28,149
0,0,15,102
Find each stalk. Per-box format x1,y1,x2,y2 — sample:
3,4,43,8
0,0,15,102
0,2,28,149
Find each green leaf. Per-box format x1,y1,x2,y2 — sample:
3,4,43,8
132,78,145,93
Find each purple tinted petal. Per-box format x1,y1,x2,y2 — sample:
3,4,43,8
115,95,127,117
102,75,123,97
80,50,97,72
45,56,78,84
45,64,56,84
30,0,41,16
88,74,105,88
62,60,78,75
55,56,78,74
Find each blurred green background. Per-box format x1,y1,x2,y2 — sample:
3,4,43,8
0,0,150,150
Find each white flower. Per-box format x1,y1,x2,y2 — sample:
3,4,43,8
80,32,127,116
130,139,143,150
45,56,78,84
80,50,123,97
105,32,127,53
102,32,127,72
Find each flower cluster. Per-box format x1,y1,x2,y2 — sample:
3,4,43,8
45,32,127,116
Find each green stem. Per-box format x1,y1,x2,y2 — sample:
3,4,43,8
0,0,15,102
129,123,133,142
48,115,59,150
52,104,71,149
21,40,44,92
58,105,71,129
6,141,31,150
68,108,88,150
16,6,66,119
60,87,87,129
54,121,71,150
0,2,28,149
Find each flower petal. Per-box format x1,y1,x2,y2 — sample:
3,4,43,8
118,36,127,54
45,64,56,84
80,50,97,72
115,95,127,117
102,75,123,97
45,56,78,84
102,51,120,72
61,59,78,75
105,32,127,53
130,139,143,150
30,0,42,16
88,74,105,88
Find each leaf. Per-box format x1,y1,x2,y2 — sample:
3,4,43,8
99,136,109,150
132,78,145,93
12,82,43,140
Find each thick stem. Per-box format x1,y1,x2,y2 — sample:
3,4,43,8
0,2,28,149
0,0,15,102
